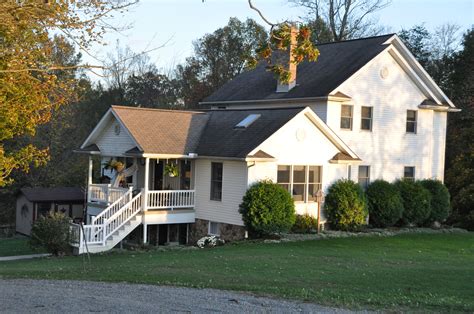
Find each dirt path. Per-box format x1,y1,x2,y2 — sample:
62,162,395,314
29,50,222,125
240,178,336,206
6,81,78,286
0,279,359,313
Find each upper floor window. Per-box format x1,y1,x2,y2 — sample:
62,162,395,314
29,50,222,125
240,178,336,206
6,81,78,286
340,105,353,130
404,166,415,181
210,162,223,201
358,166,370,190
361,106,373,131
277,165,322,203
406,110,417,133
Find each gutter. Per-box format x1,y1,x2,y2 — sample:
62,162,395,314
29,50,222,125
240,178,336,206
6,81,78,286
418,104,461,112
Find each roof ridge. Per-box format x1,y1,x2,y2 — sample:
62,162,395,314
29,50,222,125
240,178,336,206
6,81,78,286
204,106,307,112
111,105,205,114
316,33,396,46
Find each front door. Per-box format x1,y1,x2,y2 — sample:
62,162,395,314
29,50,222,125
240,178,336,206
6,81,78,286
153,160,164,190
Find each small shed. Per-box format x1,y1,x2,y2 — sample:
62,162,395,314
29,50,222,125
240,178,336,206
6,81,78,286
16,187,85,236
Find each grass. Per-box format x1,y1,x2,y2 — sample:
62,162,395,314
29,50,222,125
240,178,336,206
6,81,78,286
0,233,473,312
0,237,45,257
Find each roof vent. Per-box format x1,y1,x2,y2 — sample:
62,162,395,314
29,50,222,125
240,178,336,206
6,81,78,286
235,114,261,129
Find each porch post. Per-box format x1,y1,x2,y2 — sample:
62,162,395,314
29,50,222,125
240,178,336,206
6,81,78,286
143,157,150,211
87,155,93,202
143,223,148,244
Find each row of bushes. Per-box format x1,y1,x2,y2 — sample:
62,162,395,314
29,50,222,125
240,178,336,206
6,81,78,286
326,178,450,231
239,178,451,236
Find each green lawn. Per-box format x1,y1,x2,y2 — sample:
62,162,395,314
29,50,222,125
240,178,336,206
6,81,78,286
0,233,473,312
0,237,45,257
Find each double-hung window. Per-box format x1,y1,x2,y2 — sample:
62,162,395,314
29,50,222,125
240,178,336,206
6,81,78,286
361,106,373,131
358,166,370,189
406,110,417,133
210,162,223,201
277,165,322,202
340,105,353,130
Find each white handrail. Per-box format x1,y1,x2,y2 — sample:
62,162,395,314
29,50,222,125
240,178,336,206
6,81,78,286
147,190,195,209
103,192,143,243
91,187,132,225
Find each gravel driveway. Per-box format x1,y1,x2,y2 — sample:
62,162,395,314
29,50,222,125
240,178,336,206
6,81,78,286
0,279,357,313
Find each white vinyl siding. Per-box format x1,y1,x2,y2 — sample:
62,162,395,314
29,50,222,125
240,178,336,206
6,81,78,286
95,117,136,156
329,50,446,182
194,159,248,226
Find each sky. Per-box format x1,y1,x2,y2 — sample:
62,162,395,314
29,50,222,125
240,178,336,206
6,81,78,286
84,0,473,78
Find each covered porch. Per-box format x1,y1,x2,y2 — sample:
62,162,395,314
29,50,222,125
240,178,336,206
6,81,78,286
86,154,196,215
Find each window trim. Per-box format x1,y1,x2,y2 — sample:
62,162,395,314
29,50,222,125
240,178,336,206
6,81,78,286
360,106,373,131
406,110,417,134
358,165,370,189
340,105,353,130
210,162,223,201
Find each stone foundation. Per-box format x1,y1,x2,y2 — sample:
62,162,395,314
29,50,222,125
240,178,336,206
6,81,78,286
188,219,246,244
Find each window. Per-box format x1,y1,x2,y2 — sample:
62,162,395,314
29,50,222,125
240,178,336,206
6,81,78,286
404,166,415,180
292,166,306,202
277,165,322,203
210,162,223,201
361,106,373,131
340,105,353,130
208,221,220,236
308,166,322,202
406,110,417,133
277,165,291,192
358,166,370,189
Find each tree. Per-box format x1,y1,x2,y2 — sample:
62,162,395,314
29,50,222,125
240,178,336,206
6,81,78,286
445,28,474,226
289,0,390,41
0,1,136,187
399,25,432,67
125,71,180,108
176,17,268,107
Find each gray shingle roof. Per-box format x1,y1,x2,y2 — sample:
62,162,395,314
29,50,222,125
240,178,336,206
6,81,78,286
20,187,85,202
202,34,394,104
196,107,304,158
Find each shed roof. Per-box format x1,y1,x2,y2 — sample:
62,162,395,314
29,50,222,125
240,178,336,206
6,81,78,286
201,34,394,104
20,187,85,202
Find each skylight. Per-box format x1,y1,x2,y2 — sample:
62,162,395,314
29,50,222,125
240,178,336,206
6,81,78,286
235,114,261,129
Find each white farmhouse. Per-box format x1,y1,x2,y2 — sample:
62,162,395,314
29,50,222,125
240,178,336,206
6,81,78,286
72,34,457,254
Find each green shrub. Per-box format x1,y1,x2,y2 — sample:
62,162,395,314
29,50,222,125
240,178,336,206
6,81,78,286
452,184,474,231
324,179,368,231
239,180,295,236
30,211,71,256
419,179,450,223
394,179,432,226
291,214,318,233
366,180,404,228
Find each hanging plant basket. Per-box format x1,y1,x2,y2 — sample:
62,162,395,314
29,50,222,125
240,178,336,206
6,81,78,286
164,163,179,177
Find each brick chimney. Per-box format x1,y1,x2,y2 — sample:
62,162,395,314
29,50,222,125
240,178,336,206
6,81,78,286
276,25,298,93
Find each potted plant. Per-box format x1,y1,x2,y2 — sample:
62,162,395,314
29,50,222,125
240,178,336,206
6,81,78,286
164,162,179,177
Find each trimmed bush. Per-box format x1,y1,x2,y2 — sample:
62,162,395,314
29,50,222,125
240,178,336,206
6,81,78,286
419,179,450,224
292,214,318,233
30,211,71,256
452,184,474,231
366,180,404,228
324,179,368,231
239,180,296,236
394,179,432,226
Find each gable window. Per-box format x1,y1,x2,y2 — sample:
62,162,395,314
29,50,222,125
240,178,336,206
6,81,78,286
210,162,223,201
406,110,417,133
404,166,415,180
340,105,353,130
358,166,370,189
361,106,373,131
277,165,322,203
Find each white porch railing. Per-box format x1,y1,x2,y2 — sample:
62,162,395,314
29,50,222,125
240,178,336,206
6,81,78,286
91,187,132,225
88,184,129,204
147,190,195,210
